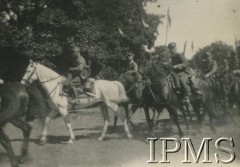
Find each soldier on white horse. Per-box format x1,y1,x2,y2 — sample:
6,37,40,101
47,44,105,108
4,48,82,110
64,46,91,99
21,61,132,144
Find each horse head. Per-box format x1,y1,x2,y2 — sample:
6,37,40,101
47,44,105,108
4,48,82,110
96,66,119,80
119,72,145,102
138,59,152,77
21,60,38,84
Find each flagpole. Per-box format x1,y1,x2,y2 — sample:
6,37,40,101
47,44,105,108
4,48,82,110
183,41,187,56
164,7,170,54
192,41,196,69
165,18,169,47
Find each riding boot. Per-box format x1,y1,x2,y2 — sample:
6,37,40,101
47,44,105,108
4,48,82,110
182,96,193,112
189,77,202,95
172,72,181,94
72,87,78,98
83,80,91,92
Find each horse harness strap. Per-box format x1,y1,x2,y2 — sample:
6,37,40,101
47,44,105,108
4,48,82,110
39,75,62,83
126,81,139,94
48,82,62,96
148,86,167,105
151,73,172,86
32,64,63,96
22,65,37,83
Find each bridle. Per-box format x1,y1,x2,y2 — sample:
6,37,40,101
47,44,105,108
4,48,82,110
22,64,37,84
22,63,62,96
22,63,61,84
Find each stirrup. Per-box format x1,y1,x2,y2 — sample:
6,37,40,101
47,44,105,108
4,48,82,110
70,98,76,104
84,92,96,97
175,88,181,95
176,90,181,95
195,90,202,95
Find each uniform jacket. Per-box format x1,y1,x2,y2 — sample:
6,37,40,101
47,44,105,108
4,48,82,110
202,60,217,76
70,54,89,79
127,60,138,74
171,53,188,73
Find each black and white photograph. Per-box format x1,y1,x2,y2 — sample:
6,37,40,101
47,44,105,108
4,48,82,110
0,0,240,167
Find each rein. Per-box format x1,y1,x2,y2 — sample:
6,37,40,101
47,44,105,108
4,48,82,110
126,80,142,94
25,63,62,96
39,75,62,83
142,62,171,105
151,73,172,86
148,86,167,105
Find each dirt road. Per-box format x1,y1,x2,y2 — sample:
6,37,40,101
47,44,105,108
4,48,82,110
1,107,240,167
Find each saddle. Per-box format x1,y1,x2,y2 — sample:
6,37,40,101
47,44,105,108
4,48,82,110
62,78,95,98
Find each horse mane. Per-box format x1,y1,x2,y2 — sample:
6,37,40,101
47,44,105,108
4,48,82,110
36,63,60,80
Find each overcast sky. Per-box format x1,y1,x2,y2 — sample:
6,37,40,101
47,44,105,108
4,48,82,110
145,0,240,59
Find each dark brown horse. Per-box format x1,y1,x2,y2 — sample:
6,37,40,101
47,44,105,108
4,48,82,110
0,82,48,167
138,60,186,136
228,73,240,116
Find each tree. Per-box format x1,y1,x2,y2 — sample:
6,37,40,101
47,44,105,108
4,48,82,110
190,41,234,72
0,0,162,81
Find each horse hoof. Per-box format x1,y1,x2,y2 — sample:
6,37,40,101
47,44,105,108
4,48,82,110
179,132,184,138
127,134,133,139
98,136,104,141
62,139,74,144
18,157,25,164
39,140,46,146
13,164,20,167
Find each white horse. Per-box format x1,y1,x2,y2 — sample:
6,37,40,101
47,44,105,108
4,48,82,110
21,61,132,144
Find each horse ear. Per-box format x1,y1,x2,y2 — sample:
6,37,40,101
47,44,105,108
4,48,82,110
29,59,33,65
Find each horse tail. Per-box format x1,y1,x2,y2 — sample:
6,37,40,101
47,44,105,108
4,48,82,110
25,85,49,124
113,81,129,104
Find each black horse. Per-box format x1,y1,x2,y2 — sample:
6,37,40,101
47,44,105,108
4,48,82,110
138,60,186,136
228,73,240,116
0,82,48,167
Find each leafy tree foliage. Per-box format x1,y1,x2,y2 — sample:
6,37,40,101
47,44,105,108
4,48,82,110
190,41,235,72
0,0,162,81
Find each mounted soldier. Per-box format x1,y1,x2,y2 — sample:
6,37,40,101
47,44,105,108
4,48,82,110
168,42,200,105
201,52,217,79
64,46,91,98
126,53,138,75
125,52,142,82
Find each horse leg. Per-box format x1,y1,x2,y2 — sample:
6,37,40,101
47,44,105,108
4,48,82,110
116,104,132,139
10,119,31,164
192,100,203,125
59,107,75,144
123,104,133,129
150,106,156,127
128,104,139,128
39,109,58,145
113,105,128,131
154,107,164,128
129,104,139,119
204,103,216,133
167,105,183,137
113,113,118,130
180,105,190,130
185,102,193,122
0,128,19,167
99,102,110,141
143,105,154,135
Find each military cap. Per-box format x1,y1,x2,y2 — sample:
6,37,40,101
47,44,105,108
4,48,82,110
73,46,80,52
127,53,134,58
